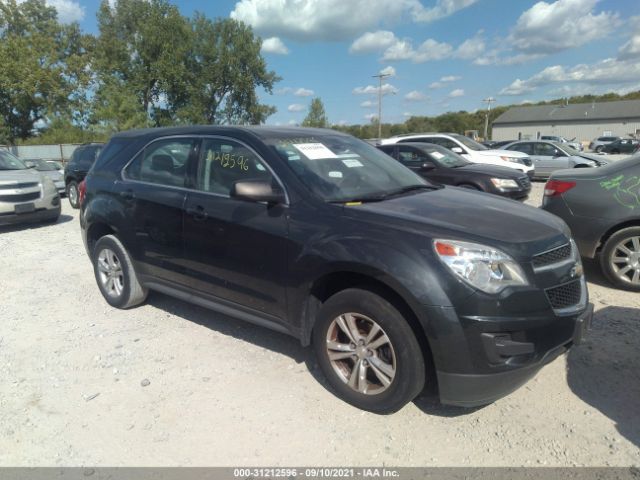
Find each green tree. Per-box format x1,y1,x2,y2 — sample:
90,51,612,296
93,0,192,126
302,97,328,128
0,0,92,142
174,15,279,125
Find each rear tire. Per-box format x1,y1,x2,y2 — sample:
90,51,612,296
599,227,640,291
312,288,426,414
67,181,79,209
93,235,148,308
595,146,603,153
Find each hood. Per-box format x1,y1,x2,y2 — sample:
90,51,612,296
478,149,528,158
349,187,568,259
0,168,43,185
458,164,526,178
576,153,608,164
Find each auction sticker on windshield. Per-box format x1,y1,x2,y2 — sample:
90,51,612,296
293,143,337,160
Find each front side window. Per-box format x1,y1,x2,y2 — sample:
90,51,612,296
397,147,427,167
197,138,273,196
506,143,533,155
268,133,430,203
535,143,560,156
125,138,196,187
0,150,27,170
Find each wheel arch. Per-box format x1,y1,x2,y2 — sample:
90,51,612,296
596,219,640,255
301,269,436,384
85,221,117,256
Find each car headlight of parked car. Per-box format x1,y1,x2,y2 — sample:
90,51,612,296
434,239,528,294
42,177,57,193
490,178,519,190
500,156,524,164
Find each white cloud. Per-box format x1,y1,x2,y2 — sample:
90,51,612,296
382,37,454,63
429,82,443,89
353,84,399,95
405,90,428,102
261,37,289,54
288,104,306,112
509,0,619,54
411,0,479,23
35,0,85,23
430,75,461,88
231,0,478,42
379,66,396,77
350,31,397,54
294,87,314,97
275,87,293,95
619,34,640,60
288,119,298,125
448,88,465,98
364,113,378,121
455,32,485,59
440,75,461,82
232,0,410,42
499,56,640,96
360,100,377,108
403,112,414,117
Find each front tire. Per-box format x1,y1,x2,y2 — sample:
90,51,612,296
93,235,148,308
595,146,603,153
600,227,640,291
312,288,426,414
67,181,79,209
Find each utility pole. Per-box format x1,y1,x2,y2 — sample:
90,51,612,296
482,97,496,141
372,72,391,142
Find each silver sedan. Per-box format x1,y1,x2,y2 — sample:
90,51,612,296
501,140,607,179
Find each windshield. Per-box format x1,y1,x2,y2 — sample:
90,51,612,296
452,134,488,151
552,142,579,156
48,161,63,170
268,133,432,203
0,150,28,170
422,146,470,168
30,159,57,171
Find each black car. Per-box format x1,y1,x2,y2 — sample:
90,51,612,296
601,138,640,155
542,155,640,290
65,143,104,208
377,143,531,200
81,126,591,413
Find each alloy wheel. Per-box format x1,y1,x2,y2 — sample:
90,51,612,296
97,248,125,298
69,184,78,206
610,236,640,286
325,313,397,395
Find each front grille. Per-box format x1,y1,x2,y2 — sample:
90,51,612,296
532,243,572,267
521,157,532,167
0,182,39,190
546,280,582,310
517,176,531,189
0,192,40,202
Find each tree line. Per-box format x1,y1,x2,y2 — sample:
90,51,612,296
0,0,279,145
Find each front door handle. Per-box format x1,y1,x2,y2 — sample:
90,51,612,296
186,205,208,221
120,190,135,202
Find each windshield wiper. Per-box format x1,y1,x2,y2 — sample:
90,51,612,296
331,184,436,204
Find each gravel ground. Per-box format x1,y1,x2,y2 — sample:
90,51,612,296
0,183,638,467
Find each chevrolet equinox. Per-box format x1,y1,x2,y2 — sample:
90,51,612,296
81,126,592,413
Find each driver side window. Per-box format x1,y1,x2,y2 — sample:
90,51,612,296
535,143,560,157
397,147,427,167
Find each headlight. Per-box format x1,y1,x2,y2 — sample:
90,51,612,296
491,178,519,189
500,156,523,164
434,239,528,294
42,177,56,193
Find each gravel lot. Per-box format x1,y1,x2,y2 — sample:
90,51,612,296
0,182,638,467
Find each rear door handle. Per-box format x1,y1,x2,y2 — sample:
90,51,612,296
186,205,208,221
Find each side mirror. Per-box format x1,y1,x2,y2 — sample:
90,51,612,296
451,147,464,154
25,161,35,168
231,179,285,205
420,163,436,171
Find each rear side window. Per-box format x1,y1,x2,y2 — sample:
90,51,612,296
71,146,102,169
196,138,272,196
506,143,533,155
125,138,197,188
397,146,427,167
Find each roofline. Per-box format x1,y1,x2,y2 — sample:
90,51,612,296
493,115,640,126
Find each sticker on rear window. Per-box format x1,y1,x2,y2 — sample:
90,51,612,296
342,159,364,168
293,143,337,160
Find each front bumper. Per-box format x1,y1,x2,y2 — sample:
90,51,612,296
436,303,593,407
0,203,60,226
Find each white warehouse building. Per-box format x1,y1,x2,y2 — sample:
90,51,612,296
491,100,640,145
